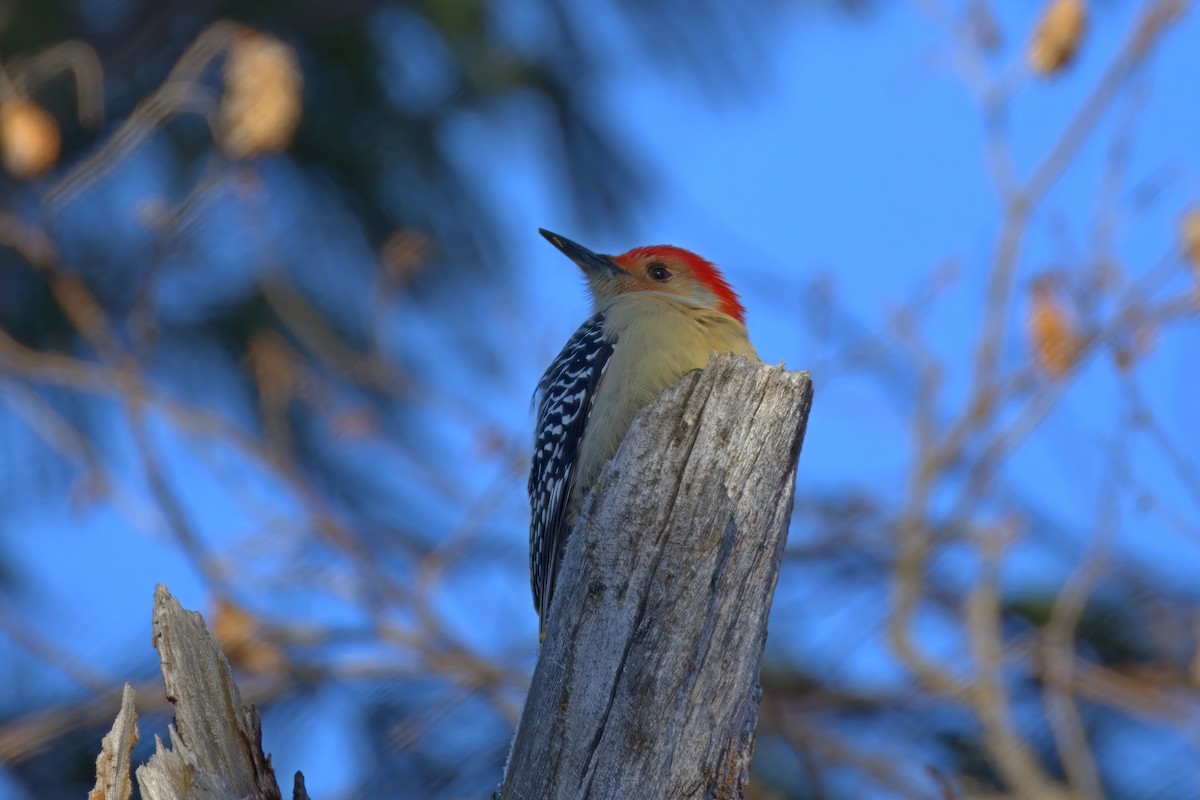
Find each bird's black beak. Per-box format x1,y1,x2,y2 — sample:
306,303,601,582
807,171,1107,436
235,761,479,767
539,229,626,276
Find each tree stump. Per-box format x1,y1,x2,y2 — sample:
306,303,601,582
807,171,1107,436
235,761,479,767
501,352,814,799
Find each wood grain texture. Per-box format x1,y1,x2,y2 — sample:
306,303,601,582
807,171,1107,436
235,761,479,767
136,584,283,800
501,352,813,800
89,683,138,800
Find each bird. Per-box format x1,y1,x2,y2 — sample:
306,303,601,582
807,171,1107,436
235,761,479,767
528,228,758,631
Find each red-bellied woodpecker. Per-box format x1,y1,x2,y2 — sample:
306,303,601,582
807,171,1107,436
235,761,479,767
529,228,759,629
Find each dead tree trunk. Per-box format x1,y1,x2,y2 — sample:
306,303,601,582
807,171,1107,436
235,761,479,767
89,586,308,800
500,352,814,800
136,585,286,800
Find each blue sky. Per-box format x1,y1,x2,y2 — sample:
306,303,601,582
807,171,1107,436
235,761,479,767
1,1,1198,797
396,2,1200,792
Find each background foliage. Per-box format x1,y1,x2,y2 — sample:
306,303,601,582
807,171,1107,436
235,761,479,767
0,0,1198,797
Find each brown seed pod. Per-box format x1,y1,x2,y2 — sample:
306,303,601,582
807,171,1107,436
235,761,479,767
1181,207,1200,279
0,96,62,179
218,30,303,158
1029,0,1088,76
1026,278,1078,377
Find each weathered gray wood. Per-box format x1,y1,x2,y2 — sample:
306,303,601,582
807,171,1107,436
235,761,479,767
89,683,138,800
501,352,813,800
292,770,312,800
136,584,283,800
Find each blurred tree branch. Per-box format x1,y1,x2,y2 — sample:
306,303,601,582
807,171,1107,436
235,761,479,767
0,0,1197,797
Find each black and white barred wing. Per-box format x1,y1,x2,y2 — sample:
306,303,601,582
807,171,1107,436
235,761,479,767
528,312,613,624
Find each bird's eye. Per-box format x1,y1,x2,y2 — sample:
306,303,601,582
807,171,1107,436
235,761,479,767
648,264,671,282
